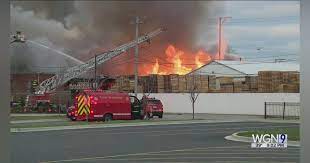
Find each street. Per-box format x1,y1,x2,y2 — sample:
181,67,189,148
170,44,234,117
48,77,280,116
11,121,299,163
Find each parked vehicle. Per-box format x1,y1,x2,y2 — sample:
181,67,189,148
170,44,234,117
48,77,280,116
141,95,164,119
66,105,76,120
72,90,142,121
71,90,164,121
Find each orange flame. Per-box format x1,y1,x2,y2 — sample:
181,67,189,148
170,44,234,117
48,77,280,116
195,50,211,69
147,25,229,75
165,45,192,75
149,59,167,75
195,55,204,68
149,45,213,75
151,59,159,74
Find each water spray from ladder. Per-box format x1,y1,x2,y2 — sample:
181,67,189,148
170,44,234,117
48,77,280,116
27,40,85,65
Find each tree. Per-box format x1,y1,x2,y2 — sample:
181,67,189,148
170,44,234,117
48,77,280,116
188,75,200,120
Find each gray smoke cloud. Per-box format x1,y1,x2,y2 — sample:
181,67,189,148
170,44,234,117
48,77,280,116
10,1,226,74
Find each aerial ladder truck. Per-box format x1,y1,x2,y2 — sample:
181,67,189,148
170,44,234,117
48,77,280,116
11,28,166,111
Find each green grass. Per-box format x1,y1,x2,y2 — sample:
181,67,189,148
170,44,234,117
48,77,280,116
11,121,88,128
237,127,300,141
10,115,66,121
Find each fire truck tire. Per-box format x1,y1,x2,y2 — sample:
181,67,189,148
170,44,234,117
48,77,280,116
158,115,163,118
140,116,144,120
104,114,113,122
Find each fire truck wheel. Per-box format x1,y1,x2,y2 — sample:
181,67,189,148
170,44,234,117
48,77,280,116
104,114,113,122
158,115,163,118
143,114,147,120
140,114,145,120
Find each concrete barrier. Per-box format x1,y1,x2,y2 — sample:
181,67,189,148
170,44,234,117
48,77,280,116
136,93,300,115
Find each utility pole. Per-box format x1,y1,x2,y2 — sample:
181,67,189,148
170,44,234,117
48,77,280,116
218,17,232,60
133,16,143,97
37,72,40,84
218,17,222,60
94,54,97,90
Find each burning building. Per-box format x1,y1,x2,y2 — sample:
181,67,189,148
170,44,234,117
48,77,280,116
11,1,240,76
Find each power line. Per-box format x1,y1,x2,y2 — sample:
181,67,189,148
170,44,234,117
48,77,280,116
106,51,295,68
140,46,168,63
111,58,297,67
190,71,299,76
242,54,297,59
199,16,298,25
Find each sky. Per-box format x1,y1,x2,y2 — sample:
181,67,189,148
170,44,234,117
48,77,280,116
221,1,299,62
10,1,300,74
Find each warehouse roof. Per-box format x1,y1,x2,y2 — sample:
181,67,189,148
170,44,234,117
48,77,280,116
189,60,300,76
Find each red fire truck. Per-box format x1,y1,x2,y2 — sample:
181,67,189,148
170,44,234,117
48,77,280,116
26,93,51,112
70,90,164,121
12,29,165,114
73,90,143,121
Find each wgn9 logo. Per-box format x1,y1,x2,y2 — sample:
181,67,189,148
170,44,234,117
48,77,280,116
251,134,288,148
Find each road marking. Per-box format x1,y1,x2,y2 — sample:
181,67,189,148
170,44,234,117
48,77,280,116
145,131,255,137
189,148,300,152
72,156,299,161
139,153,300,156
205,162,296,163
13,120,299,133
39,145,248,163
57,125,298,136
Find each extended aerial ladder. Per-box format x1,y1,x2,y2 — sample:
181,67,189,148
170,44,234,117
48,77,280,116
35,28,166,94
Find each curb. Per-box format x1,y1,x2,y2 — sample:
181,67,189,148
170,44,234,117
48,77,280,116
11,119,246,133
225,131,300,147
247,119,300,124
11,114,66,117
10,119,67,124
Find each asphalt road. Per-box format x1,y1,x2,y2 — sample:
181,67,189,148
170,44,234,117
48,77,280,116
11,122,300,163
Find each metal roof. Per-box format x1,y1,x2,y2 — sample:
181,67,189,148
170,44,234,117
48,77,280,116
189,60,300,76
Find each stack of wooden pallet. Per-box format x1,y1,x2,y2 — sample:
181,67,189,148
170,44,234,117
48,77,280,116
277,84,299,93
245,76,258,92
149,74,158,93
178,75,187,92
185,75,202,92
163,75,172,93
157,75,165,93
217,77,234,92
170,74,179,93
258,71,300,93
200,75,209,93
288,71,299,84
233,78,244,93
258,71,275,92
139,76,149,93
219,83,234,93
208,75,217,91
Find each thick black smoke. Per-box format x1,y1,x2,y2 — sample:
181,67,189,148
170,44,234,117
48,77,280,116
10,1,225,74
